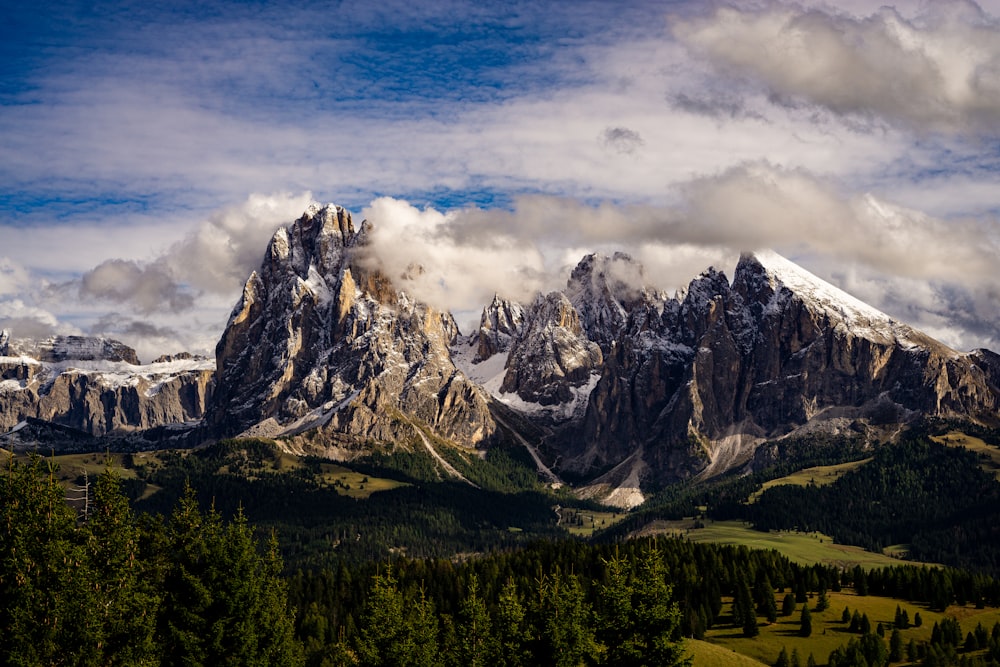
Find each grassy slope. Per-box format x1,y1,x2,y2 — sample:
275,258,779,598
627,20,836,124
748,458,873,503
706,590,1000,666
687,638,768,665
932,431,1000,480
642,520,916,570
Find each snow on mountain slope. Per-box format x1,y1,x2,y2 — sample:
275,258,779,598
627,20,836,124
747,250,935,349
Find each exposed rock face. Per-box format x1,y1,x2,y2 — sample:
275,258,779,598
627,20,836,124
4,334,141,364
207,203,496,454
565,252,658,353
472,295,524,363
575,251,1000,486
0,338,214,436
488,253,660,413
499,292,602,406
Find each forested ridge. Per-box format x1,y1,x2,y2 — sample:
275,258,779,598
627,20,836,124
10,424,1000,665
732,434,1000,573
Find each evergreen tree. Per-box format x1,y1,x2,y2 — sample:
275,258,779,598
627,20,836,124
733,578,759,638
456,574,496,667
775,646,790,667
494,579,530,667
806,653,817,667
841,606,851,623
790,647,802,667
816,590,830,612
893,604,910,630
158,488,303,667
858,632,888,666
756,575,778,623
409,585,440,667
0,454,93,666
889,628,903,662
799,604,813,638
914,611,923,627
84,465,159,666
597,546,689,667
782,593,797,617
529,568,600,667
860,612,872,635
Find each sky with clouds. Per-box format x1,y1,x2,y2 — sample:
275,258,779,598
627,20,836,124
2,0,1000,361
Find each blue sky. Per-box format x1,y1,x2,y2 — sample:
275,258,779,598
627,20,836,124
2,0,1000,361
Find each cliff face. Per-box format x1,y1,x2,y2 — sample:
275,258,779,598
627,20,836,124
0,347,214,437
575,251,1000,488
207,204,496,456
7,202,1000,506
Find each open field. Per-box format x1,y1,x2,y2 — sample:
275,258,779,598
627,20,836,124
932,431,1000,480
6,451,141,483
560,508,628,537
686,638,767,665
316,462,409,499
645,520,917,570
705,590,1000,666
748,458,873,503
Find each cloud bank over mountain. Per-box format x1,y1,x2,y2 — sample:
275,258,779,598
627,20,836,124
1,0,999,358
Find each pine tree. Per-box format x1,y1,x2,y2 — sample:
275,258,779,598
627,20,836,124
799,604,812,638
756,575,778,623
159,488,303,666
495,578,530,667
84,465,159,666
782,593,797,617
356,569,408,666
775,646,790,667
597,546,689,667
529,568,601,667
889,628,903,662
0,454,92,665
457,574,496,667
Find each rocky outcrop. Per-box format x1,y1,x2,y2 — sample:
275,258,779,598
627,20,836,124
574,251,1000,487
0,344,214,437
3,334,141,364
499,292,602,406
207,203,496,455
472,295,524,363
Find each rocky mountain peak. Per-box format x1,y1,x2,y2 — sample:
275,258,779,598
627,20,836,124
472,294,525,363
499,292,602,406
208,204,496,455
566,252,651,352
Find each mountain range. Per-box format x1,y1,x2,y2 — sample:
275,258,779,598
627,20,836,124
4,203,999,507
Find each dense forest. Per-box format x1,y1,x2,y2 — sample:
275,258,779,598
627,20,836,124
10,422,1000,665
732,435,1000,573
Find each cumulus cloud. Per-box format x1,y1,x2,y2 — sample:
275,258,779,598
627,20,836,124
163,191,315,293
361,197,548,315
673,1,1000,134
72,192,313,314
357,162,1000,350
0,258,35,298
0,300,74,340
81,259,195,313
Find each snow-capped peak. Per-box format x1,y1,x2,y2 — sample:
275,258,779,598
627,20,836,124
738,249,936,350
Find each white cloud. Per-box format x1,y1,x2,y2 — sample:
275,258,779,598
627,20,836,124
0,299,75,340
673,1,1000,134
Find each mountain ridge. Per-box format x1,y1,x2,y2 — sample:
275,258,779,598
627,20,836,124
3,203,999,508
